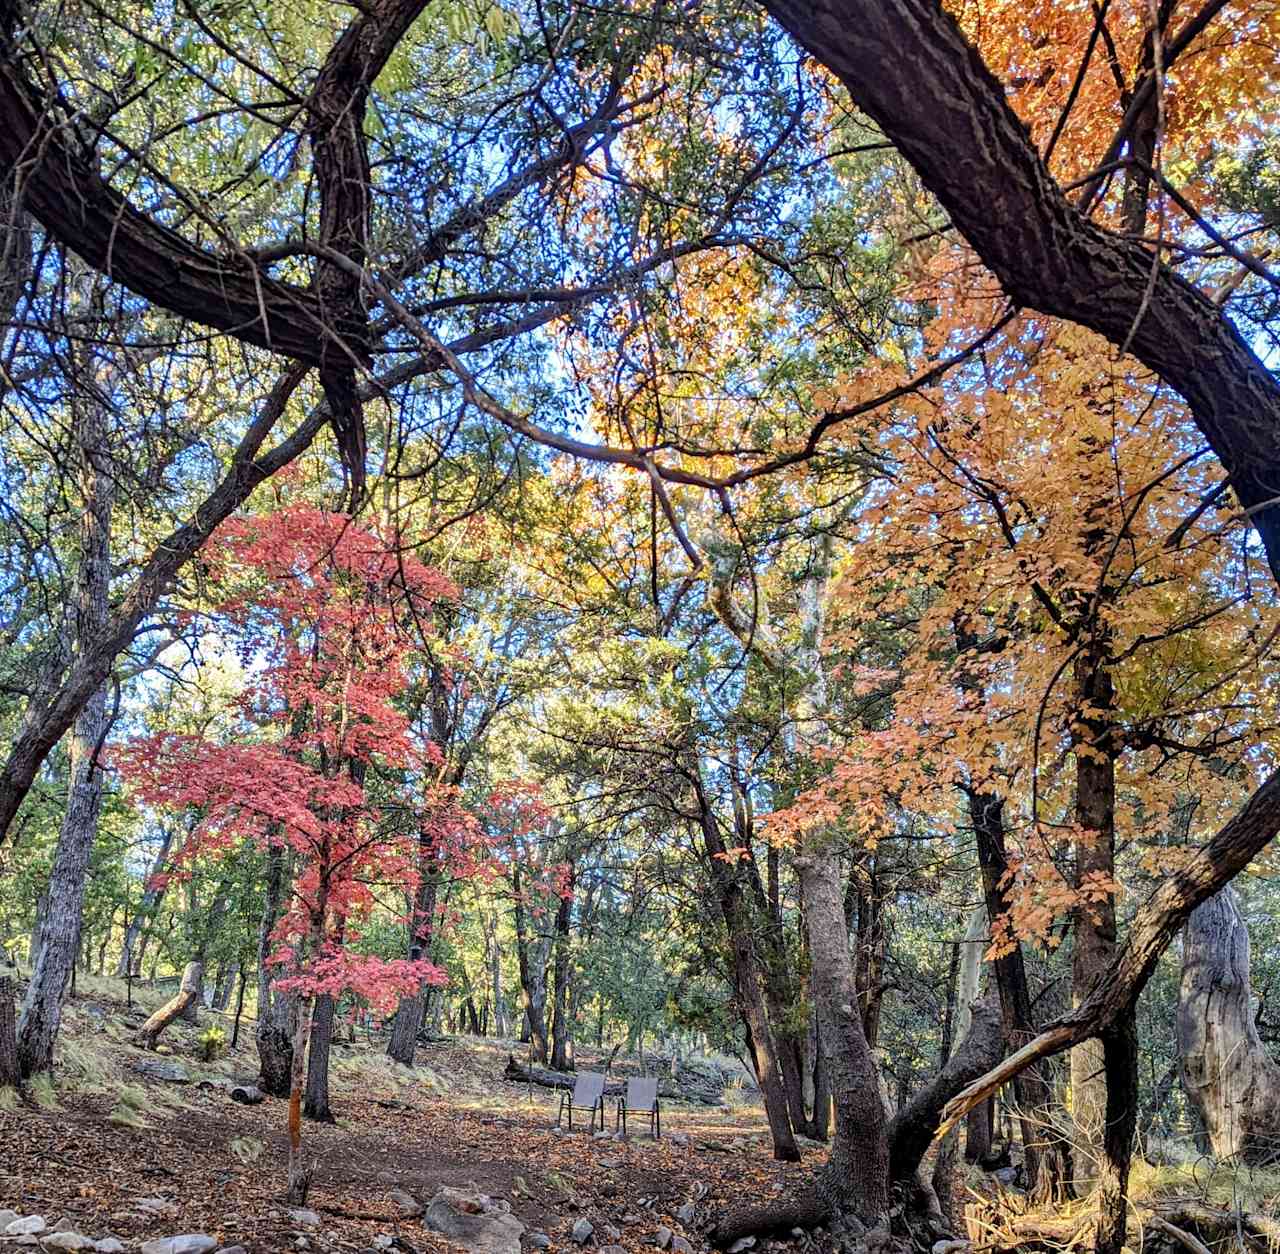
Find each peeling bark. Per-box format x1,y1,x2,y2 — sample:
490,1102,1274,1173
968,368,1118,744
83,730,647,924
136,960,203,1049
1178,888,1280,1163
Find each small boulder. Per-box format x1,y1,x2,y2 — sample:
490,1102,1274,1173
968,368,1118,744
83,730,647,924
598,1159,624,1170
159,1236,218,1254
289,1210,322,1230
372,1237,395,1251
0,1213,20,1230
525,1235,552,1250
133,1059,191,1084
931,1244,970,1254
215,1248,247,1254
669,1134,690,1148
600,1227,621,1242
654,1228,673,1250
570,1221,593,1245
424,1188,525,1254
728,1240,755,1254
671,1240,694,1254
230,1085,263,1106
599,1247,626,1254
42,1234,96,1251
6,1219,47,1237
675,1205,697,1226
388,1191,423,1219
95,1240,125,1254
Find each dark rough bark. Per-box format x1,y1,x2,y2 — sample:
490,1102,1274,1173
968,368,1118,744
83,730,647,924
16,376,114,1078
0,970,18,1088
136,960,203,1049
303,995,337,1122
1071,638,1118,1160
968,788,1072,1201
1094,1018,1138,1254
257,842,297,1096
756,0,1280,584
513,862,552,1065
1178,888,1280,1163
549,863,575,1072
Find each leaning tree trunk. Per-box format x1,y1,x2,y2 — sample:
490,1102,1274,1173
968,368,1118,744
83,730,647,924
16,379,114,1078
1178,887,1280,1163
136,960,203,1049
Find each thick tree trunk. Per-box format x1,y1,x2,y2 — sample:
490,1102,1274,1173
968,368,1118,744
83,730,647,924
1070,626,1136,1254
710,965,1005,1247
136,960,203,1048
256,842,296,1096
0,970,18,1088
1178,887,1280,1162
799,850,889,1219
303,994,337,1122
16,381,114,1078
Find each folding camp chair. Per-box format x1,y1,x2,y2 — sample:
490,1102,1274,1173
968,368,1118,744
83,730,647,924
616,1076,661,1139
558,1071,606,1132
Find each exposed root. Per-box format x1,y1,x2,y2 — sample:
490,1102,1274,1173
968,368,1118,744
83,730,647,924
707,1188,830,1248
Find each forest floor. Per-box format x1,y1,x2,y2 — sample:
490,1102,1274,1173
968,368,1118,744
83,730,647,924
1,977,823,1254
10,978,1273,1254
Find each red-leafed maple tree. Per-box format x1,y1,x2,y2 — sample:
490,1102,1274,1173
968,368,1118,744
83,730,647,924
118,505,471,1202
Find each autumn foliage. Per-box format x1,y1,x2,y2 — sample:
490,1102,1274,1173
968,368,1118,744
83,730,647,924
117,506,468,1012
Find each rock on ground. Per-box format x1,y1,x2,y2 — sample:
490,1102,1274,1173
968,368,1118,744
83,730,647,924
423,1188,526,1254
132,1060,191,1084
570,1220,593,1245
41,1234,96,1251
6,1218,47,1236
140,1235,218,1254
